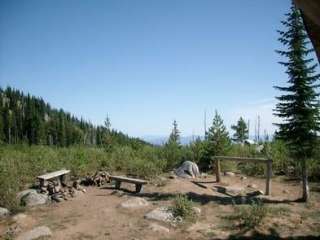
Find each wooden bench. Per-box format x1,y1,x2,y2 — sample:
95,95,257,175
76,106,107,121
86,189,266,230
37,169,70,187
110,176,147,193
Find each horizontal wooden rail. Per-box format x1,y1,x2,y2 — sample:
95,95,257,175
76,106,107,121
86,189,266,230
213,156,271,163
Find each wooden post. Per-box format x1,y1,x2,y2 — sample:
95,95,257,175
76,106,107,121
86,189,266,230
266,160,272,195
215,158,221,182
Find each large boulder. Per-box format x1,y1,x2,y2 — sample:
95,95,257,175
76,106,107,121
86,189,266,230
144,207,173,223
16,226,52,240
119,197,149,209
17,189,37,203
175,161,200,178
20,192,48,207
0,207,10,219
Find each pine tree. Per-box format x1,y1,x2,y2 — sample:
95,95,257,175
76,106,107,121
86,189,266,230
206,111,231,157
168,120,180,145
274,3,320,202
103,116,113,152
164,120,181,170
231,117,249,143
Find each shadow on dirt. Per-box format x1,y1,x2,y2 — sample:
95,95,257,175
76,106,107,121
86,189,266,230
225,228,320,240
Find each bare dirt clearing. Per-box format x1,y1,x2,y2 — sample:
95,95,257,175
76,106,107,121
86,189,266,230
1,174,320,240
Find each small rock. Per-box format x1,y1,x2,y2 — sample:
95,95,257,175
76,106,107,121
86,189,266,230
119,197,149,208
149,223,170,233
145,207,173,223
283,189,289,194
201,173,208,178
187,222,213,233
16,226,52,240
51,193,64,202
215,186,245,196
54,185,61,193
193,207,201,215
20,192,48,207
224,172,235,177
12,213,27,222
0,207,10,219
240,176,247,180
247,184,258,189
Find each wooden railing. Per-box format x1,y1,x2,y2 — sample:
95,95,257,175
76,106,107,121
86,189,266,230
212,156,273,195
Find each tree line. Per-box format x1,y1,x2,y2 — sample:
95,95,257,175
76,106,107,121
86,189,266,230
0,87,147,148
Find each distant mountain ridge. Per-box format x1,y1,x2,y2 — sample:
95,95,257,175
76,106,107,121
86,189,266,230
0,86,148,147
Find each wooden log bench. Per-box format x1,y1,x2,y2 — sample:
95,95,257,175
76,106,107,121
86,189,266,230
110,176,147,193
37,169,70,187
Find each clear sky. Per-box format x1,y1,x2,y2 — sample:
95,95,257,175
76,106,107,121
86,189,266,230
0,0,305,138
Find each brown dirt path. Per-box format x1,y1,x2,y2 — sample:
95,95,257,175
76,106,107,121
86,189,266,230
1,174,320,239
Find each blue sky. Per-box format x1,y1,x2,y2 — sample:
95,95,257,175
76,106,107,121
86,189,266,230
0,0,307,137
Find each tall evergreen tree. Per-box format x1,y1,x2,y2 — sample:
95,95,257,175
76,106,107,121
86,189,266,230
231,117,249,143
206,111,230,157
274,3,320,201
168,120,180,145
164,120,181,170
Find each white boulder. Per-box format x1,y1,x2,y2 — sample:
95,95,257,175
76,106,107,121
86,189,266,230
145,207,173,223
175,161,200,178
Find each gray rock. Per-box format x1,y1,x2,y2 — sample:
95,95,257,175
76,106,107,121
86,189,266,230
247,184,258,189
119,197,149,208
21,192,48,207
17,189,37,202
12,213,27,222
16,226,52,240
215,186,245,196
145,207,173,223
0,207,10,218
224,172,235,177
226,187,245,195
149,223,170,233
240,176,247,180
193,207,201,215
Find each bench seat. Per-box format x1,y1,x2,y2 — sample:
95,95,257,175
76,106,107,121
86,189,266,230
37,169,70,181
110,176,147,193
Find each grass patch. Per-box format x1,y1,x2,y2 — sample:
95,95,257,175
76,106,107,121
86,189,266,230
226,202,268,229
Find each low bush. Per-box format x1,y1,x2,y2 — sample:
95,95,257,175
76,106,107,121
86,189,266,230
169,194,196,221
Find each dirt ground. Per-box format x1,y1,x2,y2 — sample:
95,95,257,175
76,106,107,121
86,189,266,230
1,174,320,240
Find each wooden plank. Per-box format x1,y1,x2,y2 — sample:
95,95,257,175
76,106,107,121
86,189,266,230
37,169,70,180
266,160,272,195
213,156,269,163
110,176,147,185
215,159,221,183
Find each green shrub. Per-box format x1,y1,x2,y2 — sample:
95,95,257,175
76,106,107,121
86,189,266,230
169,194,196,221
0,144,166,210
